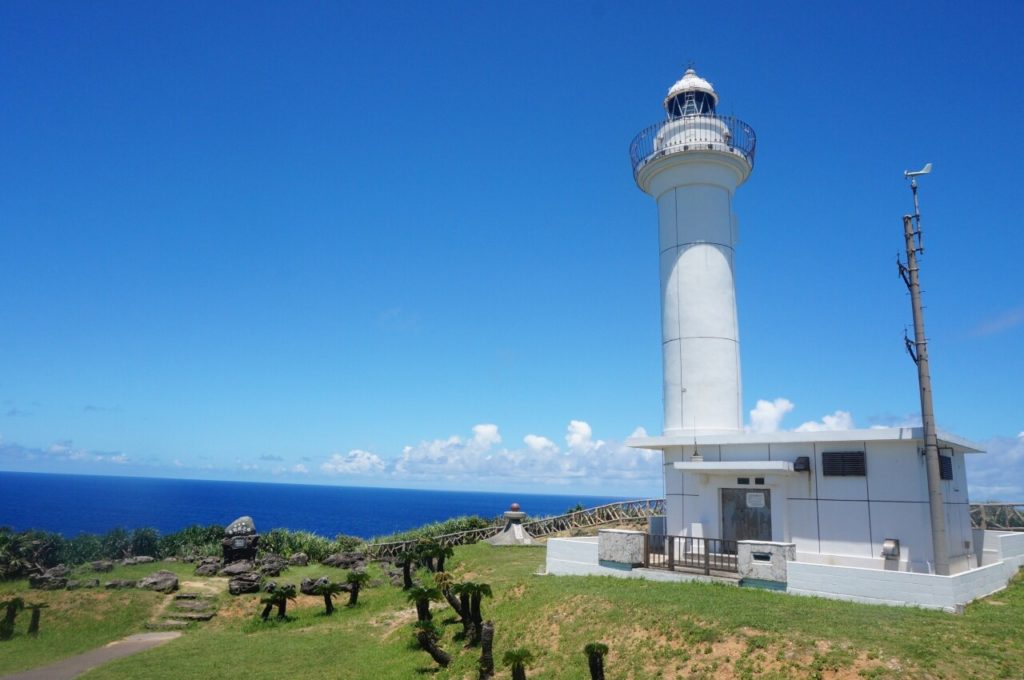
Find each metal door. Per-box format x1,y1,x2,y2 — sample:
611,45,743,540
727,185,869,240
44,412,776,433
721,488,771,543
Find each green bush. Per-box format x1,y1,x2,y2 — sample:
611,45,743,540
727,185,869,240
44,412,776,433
369,515,495,544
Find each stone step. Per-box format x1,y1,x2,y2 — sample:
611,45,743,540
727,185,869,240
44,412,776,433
172,601,214,612
174,612,216,621
174,592,215,601
146,620,190,629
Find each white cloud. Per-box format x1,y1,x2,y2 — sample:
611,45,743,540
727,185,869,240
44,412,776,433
566,420,604,453
970,306,1024,337
472,424,501,448
748,398,794,433
392,421,658,490
292,463,309,474
321,449,386,475
796,410,854,432
967,432,1024,501
524,434,558,454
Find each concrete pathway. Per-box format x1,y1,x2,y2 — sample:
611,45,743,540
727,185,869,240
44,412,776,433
0,632,181,680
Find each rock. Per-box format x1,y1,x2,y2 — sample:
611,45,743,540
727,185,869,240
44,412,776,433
288,552,309,567
300,576,330,596
90,560,115,573
29,574,67,590
321,552,365,569
46,564,71,578
105,579,138,589
219,560,254,577
258,554,288,577
66,579,100,590
122,556,155,566
138,570,179,593
228,572,262,596
163,557,178,563
194,557,223,577
225,516,256,537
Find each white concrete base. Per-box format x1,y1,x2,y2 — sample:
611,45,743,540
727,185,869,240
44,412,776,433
788,531,1024,613
545,531,1024,614
545,538,734,584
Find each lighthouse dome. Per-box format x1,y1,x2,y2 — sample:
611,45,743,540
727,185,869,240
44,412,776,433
664,68,718,118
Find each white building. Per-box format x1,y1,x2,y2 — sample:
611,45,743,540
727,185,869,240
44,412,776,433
546,68,1024,612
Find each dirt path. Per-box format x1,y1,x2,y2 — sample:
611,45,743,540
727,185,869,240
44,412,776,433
0,632,181,680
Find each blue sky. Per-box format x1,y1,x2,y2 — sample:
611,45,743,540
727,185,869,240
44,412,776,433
1,1,1021,498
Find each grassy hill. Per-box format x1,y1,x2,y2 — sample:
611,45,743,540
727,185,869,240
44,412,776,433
1,543,1022,679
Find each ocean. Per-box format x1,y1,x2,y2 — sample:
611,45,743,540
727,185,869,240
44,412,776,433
0,471,628,539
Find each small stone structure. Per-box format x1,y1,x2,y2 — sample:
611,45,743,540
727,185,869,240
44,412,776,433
222,516,260,563
597,529,646,567
485,502,534,546
736,541,796,585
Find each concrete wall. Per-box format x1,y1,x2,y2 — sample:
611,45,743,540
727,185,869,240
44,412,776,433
664,439,974,573
788,555,1021,613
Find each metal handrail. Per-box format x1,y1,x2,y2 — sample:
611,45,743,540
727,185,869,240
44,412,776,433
629,114,757,181
643,534,739,574
365,498,665,559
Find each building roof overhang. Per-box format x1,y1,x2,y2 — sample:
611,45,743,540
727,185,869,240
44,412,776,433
628,427,984,454
673,460,798,475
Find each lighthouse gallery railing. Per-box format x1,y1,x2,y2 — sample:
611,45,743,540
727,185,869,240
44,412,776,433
630,114,757,181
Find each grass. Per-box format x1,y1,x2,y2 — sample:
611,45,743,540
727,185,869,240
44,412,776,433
1,545,1022,679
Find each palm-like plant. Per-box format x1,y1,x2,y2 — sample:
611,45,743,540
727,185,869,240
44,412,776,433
478,620,495,679
413,620,451,668
406,584,442,622
396,548,416,590
1,597,25,641
433,572,464,620
458,581,493,646
259,584,296,621
26,602,49,637
503,647,533,680
584,642,609,680
313,580,346,615
345,570,371,607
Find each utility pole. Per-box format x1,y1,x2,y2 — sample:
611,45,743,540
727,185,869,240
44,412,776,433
897,163,950,576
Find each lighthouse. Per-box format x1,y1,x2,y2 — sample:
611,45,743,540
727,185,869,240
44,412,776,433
630,68,756,436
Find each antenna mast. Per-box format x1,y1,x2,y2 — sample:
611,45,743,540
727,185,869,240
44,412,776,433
897,162,949,576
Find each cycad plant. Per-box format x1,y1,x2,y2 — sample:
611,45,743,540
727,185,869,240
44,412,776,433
345,570,371,607
413,620,451,668
0,597,24,641
259,584,296,621
478,620,495,679
26,602,49,637
433,572,464,620
406,584,442,622
584,642,609,680
503,647,533,680
313,580,345,615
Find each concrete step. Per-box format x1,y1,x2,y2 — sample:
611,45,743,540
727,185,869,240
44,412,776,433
174,612,216,621
146,620,190,629
172,601,214,612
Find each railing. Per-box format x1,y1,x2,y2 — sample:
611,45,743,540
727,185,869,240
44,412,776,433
644,534,738,575
971,503,1024,531
629,114,757,181
365,498,665,559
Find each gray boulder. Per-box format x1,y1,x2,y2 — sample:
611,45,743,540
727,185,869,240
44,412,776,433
289,552,309,567
123,556,156,566
194,557,223,577
258,554,288,577
138,570,179,593
300,576,330,596
228,572,262,596
225,516,256,537
322,552,365,569
90,560,115,573
219,560,254,577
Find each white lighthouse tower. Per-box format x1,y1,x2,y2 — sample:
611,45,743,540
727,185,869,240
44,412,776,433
630,68,756,435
